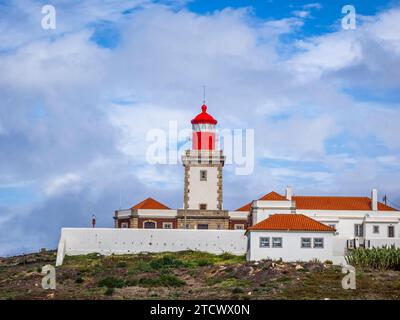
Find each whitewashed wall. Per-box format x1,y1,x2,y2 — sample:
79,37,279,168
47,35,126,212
56,228,247,266
252,206,400,240
365,221,399,238
247,231,334,263
188,166,218,210
368,238,400,248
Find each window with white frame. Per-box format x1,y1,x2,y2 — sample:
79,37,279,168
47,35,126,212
388,226,395,238
234,224,245,230
272,237,282,248
163,222,172,229
354,224,364,237
301,238,312,248
373,225,380,234
313,238,324,248
259,237,270,248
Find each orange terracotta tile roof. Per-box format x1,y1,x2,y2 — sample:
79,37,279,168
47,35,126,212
131,197,170,210
259,191,287,201
235,192,287,211
247,214,336,232
293,196,396,211
235,202,252,212
235,191,397,212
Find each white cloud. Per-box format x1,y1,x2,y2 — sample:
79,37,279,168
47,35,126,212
1,2,400,255
302,3,322,10
44,173,82,196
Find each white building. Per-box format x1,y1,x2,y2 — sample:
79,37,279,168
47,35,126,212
240,188,400,263
57,103,400,265
246,214,335,262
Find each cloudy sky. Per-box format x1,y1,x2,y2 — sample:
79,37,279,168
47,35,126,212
1,0,400,256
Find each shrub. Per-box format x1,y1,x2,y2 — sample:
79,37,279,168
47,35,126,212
232,287,243,294
104,287,114,296
75,277,84,284
149,255,184,270
195,258,213,267
98,277,125,288
126,274,185,287
346,246,400,270
129,261,153,274
116,261,128,268
277,276,290,282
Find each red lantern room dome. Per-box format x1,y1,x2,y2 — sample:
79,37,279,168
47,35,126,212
191,104,217,125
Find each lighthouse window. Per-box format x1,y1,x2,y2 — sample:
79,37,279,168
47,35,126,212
199,203,207,210
200,170,207,181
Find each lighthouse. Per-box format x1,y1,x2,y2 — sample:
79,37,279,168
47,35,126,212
178,103,228,229
191,104,217,150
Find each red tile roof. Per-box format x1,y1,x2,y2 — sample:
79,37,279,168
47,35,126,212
259,191,287,201
293,196,396,211
235,192,287,211
235,192,397,212
247,214,336,232
235,202,252,212
131,197,170,210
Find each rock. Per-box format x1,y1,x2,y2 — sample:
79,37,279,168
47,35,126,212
295,264,303,270
247,292,252,296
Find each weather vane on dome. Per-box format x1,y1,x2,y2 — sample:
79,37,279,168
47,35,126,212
203,85,206,105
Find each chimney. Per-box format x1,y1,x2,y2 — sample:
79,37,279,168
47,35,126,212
286,186,293,201
371,188,378,211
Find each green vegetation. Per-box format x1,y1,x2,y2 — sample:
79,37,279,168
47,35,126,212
98,274,185,288
98,277,125,288
75,277,84,284
104,287,114,296
127,274,185,287
1,249,400,300
346,246,400,270
232,287,243,294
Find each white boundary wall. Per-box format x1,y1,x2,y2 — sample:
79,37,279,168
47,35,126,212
369,238,400,248
56,228,247,266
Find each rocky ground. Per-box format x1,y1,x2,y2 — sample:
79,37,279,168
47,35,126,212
1,250,400,300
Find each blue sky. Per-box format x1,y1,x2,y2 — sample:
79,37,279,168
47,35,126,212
1,0,400,255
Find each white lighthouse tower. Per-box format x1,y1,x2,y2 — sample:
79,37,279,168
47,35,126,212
178,103,228,229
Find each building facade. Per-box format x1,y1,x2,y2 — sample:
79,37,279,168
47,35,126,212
112,102,400,262
114,104,248,230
